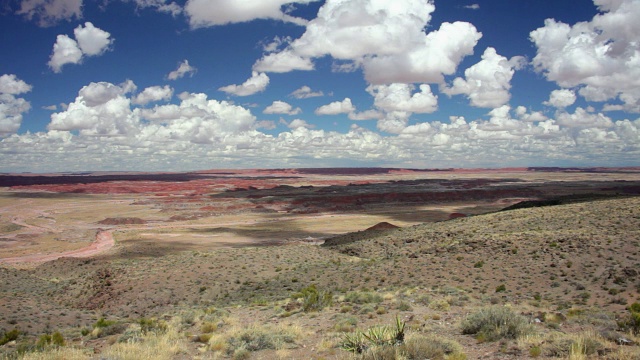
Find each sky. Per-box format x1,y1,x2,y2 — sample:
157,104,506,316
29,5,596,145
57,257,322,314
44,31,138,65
0,0,639,172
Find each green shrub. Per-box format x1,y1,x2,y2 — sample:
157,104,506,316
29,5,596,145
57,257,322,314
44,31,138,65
334,316,358,333
461,306,533,341
51,332,65,347
395,301,412,311
233,347,251,360
94,317,116,328
0,329,20,346
292,285,333,312
223,325,299,354
402,333,465,360
618,302,640,335
344,291,383,304
495,284,506,293
361,344,397,360
138,317,167,334
529,345,542,357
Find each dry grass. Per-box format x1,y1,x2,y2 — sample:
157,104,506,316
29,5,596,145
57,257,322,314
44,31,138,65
19,348,91,360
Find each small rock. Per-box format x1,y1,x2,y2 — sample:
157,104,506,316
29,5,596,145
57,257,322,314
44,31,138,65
617,337,636,346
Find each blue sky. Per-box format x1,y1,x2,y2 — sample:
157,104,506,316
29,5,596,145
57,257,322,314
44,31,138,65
0,0,638,172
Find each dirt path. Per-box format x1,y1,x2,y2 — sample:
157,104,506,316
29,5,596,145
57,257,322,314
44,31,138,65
0,230,115,265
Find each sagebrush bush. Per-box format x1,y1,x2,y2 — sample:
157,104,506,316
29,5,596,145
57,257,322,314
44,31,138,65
210,324,301,355
401,333,465,359
461,306,533,341
345,291,383,304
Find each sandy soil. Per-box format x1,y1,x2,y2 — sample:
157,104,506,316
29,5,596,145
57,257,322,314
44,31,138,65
0,229,114,265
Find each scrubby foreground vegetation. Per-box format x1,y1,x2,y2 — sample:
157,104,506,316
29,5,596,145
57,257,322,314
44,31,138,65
1,197,640,359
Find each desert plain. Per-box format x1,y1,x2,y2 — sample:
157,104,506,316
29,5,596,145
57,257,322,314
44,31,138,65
0,167,639,359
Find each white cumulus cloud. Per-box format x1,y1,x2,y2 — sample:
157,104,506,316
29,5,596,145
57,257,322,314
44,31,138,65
367,83,438,113
253,0,482,84
287,119,314,129
253,50,314,73
73,22,113,56
48,35,83,73
167,60,197,80
0,74,32,135
48,23,113,73
441,47,525,108
544,89,577,108
530,0,640,112
219,71,270,96
315,98,355,115
132,85,173,105
48,83,136,135
0,74,33,95
555,107,614,129
264,100,301,115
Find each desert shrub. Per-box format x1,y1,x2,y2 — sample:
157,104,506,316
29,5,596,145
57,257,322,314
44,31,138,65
200,322,217,333
429,298,450,311
94,317,116,328
117,324,145,344
51,332,65,347
461,306,533,341
401,333,465,360
139,317,167,335
0,328,20,346
542,331,607,358
360,344,397,360
334,316,358,333
292,285,333,312
210,324,301,355
495,284,506,293
344,291,383,304
416,294,431,305
570,335,606,357
340,305,353,313
232,347,251,360
529,345,542,357
376,306,387,315
101,318,189,360
36,331,65,349
92,321,127,338
618,302,640,335
395,300,412,311
357,304,375,315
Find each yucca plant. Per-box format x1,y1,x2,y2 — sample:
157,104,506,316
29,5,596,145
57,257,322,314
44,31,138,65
342,316,406,354
362,326,391,346
393,315,406,344
341,331,367,354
